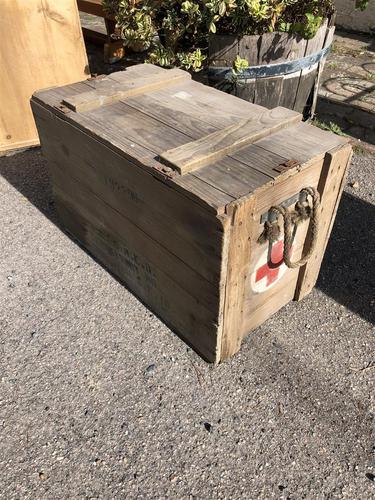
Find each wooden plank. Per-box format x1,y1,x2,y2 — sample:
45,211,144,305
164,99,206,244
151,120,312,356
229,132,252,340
258,32,307,64
173,174,235,211
0,0,89,152
220,197,256,360
293,63,319,115
62,68,191,112
230,143,289,179
293,23,327,115
209,34,239,66
77,0,109,18
125,84,254,131
256,32,307,110
279,71,301,109
240,157,325,337
86,101,191,154
193,156,271,199
160,107,302,175
122,92,279,199
238,35,260,65
53,173,221,312
32,102,228,285
254,76,284,109
234,78,256,104
295,144,352,300
124,93,218,138
254,122,347,165
54,186,220,362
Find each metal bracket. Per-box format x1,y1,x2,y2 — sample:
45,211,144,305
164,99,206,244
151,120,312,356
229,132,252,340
273,159,300,174
54,103,71,114
260,191,307,223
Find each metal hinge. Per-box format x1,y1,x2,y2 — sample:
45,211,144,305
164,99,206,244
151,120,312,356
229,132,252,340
273,159,300,173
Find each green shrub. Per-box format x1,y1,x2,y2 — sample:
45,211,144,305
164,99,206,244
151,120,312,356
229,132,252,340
102,1,367,71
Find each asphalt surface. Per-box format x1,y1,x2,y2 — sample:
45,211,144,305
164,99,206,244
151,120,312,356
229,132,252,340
0,148,374,499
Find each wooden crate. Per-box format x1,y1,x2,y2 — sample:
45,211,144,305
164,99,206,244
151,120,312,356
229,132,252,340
0,0,89,153
31,64,352,362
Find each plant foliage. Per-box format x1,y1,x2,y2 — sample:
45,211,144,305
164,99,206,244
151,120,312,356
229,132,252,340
102,1,367,71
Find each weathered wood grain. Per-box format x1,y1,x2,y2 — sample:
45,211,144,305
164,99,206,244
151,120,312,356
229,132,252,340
160,107,302,174
54,185,221,362
209,34,239,66
32,102,227,285
32,64,352,362
240,157,324,338
63,68,191,112
295,144,352,300
220,197,256,360
0,0,88,152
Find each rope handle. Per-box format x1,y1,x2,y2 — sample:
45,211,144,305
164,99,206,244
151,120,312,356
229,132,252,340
258,187,321,269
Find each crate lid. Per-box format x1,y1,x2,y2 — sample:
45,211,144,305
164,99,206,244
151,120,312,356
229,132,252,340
32,64,347,213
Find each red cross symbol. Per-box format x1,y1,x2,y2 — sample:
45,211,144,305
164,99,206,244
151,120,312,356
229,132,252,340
255,240,285,287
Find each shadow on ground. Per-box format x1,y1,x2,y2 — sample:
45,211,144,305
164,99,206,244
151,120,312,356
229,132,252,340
0,148,374,325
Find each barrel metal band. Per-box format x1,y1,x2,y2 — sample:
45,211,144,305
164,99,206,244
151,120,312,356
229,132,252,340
209,45,331,80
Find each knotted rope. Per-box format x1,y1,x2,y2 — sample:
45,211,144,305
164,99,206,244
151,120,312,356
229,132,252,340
258,187,321,269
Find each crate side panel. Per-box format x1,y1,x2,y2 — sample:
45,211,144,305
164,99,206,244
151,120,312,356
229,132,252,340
241,158,324,337
54,186,219,362
32,103,226,285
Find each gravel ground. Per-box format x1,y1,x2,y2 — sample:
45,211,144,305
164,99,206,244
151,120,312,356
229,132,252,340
0,149,374,499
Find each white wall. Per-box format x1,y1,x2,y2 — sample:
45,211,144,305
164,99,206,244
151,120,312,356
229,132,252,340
335,0,375,33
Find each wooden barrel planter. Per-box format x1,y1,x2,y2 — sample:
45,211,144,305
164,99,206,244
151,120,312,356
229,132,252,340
208,19,335,119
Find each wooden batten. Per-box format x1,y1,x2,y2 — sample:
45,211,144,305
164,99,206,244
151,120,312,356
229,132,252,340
159,107,302,175
62,68,191,112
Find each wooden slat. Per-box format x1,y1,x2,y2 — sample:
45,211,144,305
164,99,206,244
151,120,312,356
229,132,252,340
295,144,352,300
293,22,328,114
238,35,260,66
160,107,302,175
230,143,288,179
209,34,239,66
254,76,284,109
33,90,234,213
220,197,256,360
62,68,191,112
193,156,271,199
122,92,277,198
77,0,108,18
254,122,347,165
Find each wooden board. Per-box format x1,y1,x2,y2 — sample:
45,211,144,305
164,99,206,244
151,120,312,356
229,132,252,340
77,0,110,18
240,158,325,338
63,69,191,112
0,0,89,152
295,144,353,300
160,107,302,174
220,197,256,359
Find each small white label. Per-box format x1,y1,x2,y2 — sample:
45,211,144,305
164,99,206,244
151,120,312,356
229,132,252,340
172,91,192,100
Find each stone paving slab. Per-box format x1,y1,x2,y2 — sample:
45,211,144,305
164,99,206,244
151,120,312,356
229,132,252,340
317,32,375,145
